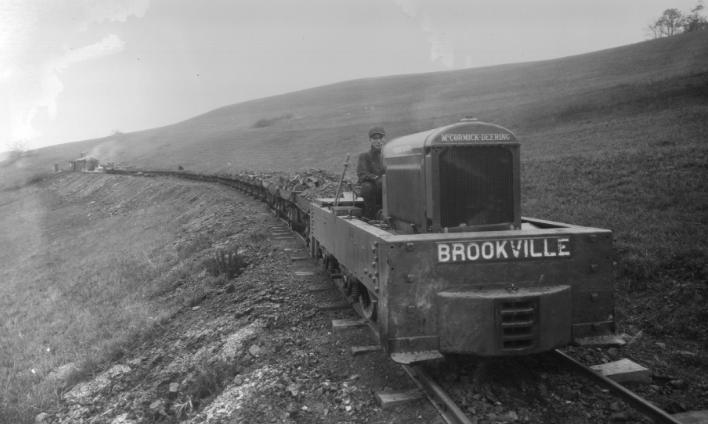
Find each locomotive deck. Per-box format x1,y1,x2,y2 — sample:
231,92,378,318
310,200,615,363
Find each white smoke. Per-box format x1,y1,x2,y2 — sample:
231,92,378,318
391,0,458,69
85,0,150,24
57,34,126,71
1,0,149,150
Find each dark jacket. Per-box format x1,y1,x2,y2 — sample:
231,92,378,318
357,149,384,184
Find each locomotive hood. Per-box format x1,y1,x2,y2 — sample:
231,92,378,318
383,118,518,159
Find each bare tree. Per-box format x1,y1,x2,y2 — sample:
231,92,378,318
649,8,685,38
683,0,708,32
1,139,29,165
648,2,707,38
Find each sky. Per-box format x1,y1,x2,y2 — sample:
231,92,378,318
0,0,702,152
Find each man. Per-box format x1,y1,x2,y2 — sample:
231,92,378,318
357,126,386,219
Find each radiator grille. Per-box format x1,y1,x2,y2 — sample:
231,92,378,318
438,146,513,228
497,298,538,351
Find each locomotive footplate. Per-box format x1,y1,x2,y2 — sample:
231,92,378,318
436,285,572,356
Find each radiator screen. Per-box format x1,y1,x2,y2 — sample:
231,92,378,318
438,146,514,228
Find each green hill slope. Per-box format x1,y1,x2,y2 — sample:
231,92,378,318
3,30,706,177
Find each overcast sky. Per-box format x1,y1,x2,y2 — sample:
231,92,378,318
0,0,701,151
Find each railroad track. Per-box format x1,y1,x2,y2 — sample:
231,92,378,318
215,168,695,424
419,348,692,424
553,350,683,424
326,286,685,423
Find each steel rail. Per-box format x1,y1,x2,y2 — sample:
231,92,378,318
553,350,682,424
401,364,474,424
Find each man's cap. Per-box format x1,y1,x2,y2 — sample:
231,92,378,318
369,126,386,138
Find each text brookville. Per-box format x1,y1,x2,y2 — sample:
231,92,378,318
437,237,571,263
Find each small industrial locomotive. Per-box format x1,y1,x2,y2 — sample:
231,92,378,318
309,118,615,363
107,118,616,364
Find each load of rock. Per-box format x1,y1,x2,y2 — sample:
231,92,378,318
231,169,354,201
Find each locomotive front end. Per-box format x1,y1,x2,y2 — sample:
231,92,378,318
377,119,615,362
379,226,614,362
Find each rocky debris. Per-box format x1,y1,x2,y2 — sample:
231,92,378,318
149,398,166,414
231,168,349,200
63,364,132,404
669,379,687,389
219,320,264,361
109,413,137,424
426,353,662,423
280,169,348,200
248,344,262,358
185,366,281,423
169,382,179,393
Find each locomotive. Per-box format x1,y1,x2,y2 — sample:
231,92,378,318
306,118,615,363
107,118,616,364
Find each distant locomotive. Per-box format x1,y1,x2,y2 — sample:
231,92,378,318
108,118,616,364
306,118,615,363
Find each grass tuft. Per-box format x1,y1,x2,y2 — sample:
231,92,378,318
252,113,293,128
205,247,248,278
184,358,242,407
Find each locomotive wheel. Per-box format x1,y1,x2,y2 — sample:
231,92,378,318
337,273,354,298
311,240,321,260
289,208,298,231
321,254,338,275
359,286,377,322
350,279,361,301
342,275,353,297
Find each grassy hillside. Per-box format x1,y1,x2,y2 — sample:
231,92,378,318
0,173,265,421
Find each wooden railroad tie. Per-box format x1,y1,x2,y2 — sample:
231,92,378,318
589,358,651,384
306,285,332,293
331,319,367,331
672,410,708,424
375,389,425,409
289,255,310,261
317,301,350,311
350,345,382,356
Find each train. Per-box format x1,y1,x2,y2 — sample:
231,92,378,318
108,118,617,364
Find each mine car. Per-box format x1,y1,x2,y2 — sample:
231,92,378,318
309,118,615,363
